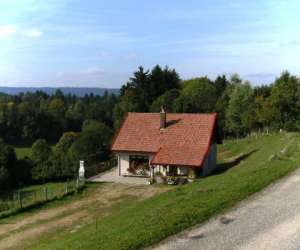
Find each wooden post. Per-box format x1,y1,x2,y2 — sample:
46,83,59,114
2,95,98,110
76,178,79,191
118,154,121,176
65,181,68,195
18,191,23,208
44,187,48,201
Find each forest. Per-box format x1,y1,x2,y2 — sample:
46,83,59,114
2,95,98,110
0,65,299,190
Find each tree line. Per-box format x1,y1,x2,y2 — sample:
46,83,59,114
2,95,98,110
116,67,300,136
0,65,299,190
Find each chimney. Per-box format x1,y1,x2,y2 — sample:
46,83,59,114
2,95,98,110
160,106,166,130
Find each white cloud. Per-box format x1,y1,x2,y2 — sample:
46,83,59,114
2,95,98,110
0,25,43,39
0,25,17,38
80,67,105,76
22,28,43,38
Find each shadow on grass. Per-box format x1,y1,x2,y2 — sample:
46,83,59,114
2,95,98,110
213,149,258,176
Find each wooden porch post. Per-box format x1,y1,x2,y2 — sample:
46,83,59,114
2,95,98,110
118,154,121,176
151,165,154,182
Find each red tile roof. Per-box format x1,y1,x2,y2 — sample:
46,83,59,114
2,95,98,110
111,112,218,167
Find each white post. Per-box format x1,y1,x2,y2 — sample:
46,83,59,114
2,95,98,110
79,160,85,181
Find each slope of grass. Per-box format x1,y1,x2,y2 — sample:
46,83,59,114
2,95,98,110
26,133,300,250
14,146,32,159
0,180,83,219
0,182,102,224
13,145,54,159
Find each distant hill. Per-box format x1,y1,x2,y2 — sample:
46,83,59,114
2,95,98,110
0,87,119,97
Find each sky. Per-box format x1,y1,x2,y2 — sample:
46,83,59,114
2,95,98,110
0,0,299,88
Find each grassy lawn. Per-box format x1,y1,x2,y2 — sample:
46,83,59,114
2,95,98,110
14,146,32,159
22,132,300,250
13,145,54,159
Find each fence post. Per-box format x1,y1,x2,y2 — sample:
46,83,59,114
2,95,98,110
44,187,48,201
6,194,10,210
65,181,68,195
76,178,79,192
18,191,23,209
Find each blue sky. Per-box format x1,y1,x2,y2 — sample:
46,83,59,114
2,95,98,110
0,0,299,88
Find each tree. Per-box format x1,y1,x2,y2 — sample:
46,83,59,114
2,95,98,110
13,157,33,186
214,75,231,135
148,65,180,104
113,90,141,129
214,75,229,98
270,71,300,130
114,65,181,127
113,67,149,128
253,96,274,133
48,98,66,119
70,121,113,177
226,82,254,136
52,132,79,179
230,74,243,85
174,77,217,113
0,139,17,189
120,66,150,112
17,101,37,141
150,89,180,112
31,139,53,182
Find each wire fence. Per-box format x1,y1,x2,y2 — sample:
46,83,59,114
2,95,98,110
0,179,85,216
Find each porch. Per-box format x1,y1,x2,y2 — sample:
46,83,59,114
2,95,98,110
89,167,149,185
150,165,197,184
116,152,199,184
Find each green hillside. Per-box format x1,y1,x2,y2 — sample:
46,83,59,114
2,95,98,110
2,133,300,250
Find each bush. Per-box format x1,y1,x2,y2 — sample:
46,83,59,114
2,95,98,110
69,121,112,177
31,139,53,182
0,138,17,189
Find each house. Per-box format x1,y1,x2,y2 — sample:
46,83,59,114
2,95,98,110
111,108,222,181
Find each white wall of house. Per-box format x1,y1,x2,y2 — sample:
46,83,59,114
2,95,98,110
201,143,217,176
117,143,217,178
118,153,129,176
153,165,167,176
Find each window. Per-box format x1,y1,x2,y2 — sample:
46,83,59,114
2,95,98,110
127,155,150,176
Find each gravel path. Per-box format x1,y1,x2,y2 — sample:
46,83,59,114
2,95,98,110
89,167,149,184
153,167,300,250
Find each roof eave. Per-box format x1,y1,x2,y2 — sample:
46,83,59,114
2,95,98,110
112,149,156,154
150,162,203,168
